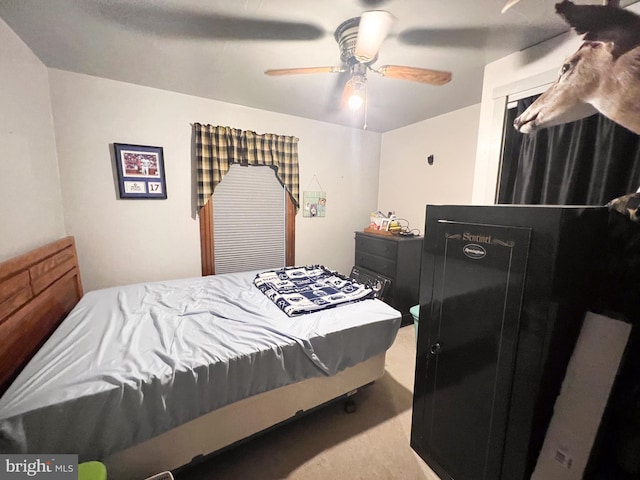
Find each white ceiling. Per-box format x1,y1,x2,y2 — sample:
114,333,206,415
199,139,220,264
1,0,636,132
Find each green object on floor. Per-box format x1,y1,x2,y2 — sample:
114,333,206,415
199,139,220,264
410,304,420,343
78,461,107,480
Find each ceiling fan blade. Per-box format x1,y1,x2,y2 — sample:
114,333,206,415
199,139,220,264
358,0,392,6
397,25,566,63
95,3,324,41
355,10,395,63
377,65,452,85
399,26,556,49
501,0,522,14
265,66,346,76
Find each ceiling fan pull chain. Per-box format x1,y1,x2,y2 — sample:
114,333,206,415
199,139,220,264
363,85,369,130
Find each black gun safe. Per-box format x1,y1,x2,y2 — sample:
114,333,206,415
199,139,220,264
411,205,609,480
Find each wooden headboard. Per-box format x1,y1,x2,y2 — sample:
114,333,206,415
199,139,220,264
0,236,83,396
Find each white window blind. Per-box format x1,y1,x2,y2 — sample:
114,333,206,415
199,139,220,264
212,164,285,274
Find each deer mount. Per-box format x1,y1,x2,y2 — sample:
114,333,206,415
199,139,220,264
513,0,640,136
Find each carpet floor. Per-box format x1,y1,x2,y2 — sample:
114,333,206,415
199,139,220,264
174,325,441,480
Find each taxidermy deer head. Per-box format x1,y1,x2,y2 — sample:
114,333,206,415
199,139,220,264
513,0,640,135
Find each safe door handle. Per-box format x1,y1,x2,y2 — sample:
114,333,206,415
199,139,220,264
429,342,441,355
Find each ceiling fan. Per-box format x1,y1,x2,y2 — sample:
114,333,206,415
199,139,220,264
264,11,452,110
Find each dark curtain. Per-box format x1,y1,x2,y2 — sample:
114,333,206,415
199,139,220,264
498,95,640,322
498,95,640,205
499,96,640,479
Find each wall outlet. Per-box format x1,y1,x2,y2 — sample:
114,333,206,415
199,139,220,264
553,447,573,469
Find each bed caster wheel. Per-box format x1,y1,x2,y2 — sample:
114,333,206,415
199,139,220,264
344,398,357,413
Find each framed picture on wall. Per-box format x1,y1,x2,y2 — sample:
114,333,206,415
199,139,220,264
303,190,326,217
114,143,167,199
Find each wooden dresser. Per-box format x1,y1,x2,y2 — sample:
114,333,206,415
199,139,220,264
354,231,422,324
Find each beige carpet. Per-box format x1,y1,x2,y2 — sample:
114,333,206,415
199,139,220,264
175,325,441,480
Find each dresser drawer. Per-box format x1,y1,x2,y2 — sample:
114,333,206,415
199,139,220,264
355,236,397,260
355,251,397,279
354,231,422,326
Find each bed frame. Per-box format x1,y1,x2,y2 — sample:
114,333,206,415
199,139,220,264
0,237,388,480
0,236,83,396
105,353,385,479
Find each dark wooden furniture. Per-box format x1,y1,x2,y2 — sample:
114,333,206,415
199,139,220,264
411,205,609,480
0,236,83,396
354,231,422,325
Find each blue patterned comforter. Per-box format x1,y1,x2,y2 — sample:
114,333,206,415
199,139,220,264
254,265,375,316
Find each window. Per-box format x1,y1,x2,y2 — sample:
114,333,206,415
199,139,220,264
195,123,298,275
211,164,285,274
199,177,295,276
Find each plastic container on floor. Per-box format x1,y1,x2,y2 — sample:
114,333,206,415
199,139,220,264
78,462,107,480
410,304,420,344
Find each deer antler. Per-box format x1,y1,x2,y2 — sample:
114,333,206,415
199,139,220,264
502,0,620,14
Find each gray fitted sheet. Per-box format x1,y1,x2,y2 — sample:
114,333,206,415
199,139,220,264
0,270,401,461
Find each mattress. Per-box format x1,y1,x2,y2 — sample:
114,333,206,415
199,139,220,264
0,269,401,461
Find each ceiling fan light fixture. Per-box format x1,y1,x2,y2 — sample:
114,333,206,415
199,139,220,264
334,17,361,64
348,91,365,110
346,73,367,110
355,10,395,63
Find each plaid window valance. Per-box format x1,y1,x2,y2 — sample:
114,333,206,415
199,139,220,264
195,124,300,211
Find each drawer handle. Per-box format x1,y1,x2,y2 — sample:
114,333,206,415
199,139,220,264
429,343,441,355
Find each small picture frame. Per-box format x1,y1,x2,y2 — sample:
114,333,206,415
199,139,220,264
303,191,326,218
114,143,167,199
380,219,391,231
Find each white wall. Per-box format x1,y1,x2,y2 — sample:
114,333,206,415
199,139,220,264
0,18,65,261
472,2,640,205
378,104,481,235
48,70,382,292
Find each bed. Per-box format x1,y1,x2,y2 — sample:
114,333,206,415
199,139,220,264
0,237,401,480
